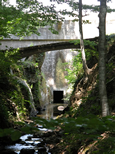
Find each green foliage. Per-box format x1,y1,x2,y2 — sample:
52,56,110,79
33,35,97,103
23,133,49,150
56,58,67,88
32,115,115,135
64,53,83,84
0,97,9,128
106,33,115,52
32,115,115,153
64,39,98,87
0,50,19,124
0,50,19,77
0,49,32,126
0,49,46,126
18,60,39,68
0,0,59,38
0,113,115,154
1,0,115,39
0,121,39,141
0,128,22,141
92,137,115,154
50,0,115,25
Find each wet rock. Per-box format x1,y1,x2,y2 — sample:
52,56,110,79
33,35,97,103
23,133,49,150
38,147,47,154
58,130,64,136
57,106,65,111
44,137,52,144
36,107,42,114
37,141,45,147
27,136,32,140
44,135,60,144
53,106,63,116
53,137,60,143
1,149,16,154
41,106,46,111
42,132,52,137
34,131,43,137
20,148,35,154
62,106,70,114
19,140,26,144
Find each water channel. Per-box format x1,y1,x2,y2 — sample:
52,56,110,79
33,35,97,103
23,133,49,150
5,103,68,154
37,103,68,119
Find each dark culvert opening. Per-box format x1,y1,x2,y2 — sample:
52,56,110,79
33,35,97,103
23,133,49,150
53,90,64,103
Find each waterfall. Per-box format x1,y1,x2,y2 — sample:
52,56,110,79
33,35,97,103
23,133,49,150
40,20,78,103
14,76,38,117
41,49,78,102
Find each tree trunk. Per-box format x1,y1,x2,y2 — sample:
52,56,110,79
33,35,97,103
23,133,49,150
99,0,109,117
79,0,90,76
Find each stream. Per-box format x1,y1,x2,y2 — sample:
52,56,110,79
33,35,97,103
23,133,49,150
5,103,68,154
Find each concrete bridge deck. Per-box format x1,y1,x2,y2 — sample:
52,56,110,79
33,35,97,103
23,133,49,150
1,37,98,59
0,18,114,57
0,19,100,51
0,20,78,50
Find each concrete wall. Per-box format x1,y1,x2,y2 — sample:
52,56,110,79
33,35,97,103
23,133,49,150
1,18,115,50
0,20,78,50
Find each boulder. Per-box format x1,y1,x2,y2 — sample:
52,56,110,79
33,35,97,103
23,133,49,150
1,149,16,154
20,149,35,154
38,147,47,154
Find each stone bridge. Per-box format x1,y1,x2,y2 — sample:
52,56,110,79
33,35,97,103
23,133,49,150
16,38,98,59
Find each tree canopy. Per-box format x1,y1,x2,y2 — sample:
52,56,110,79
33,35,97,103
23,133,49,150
0,0,115,39
0,0,61,39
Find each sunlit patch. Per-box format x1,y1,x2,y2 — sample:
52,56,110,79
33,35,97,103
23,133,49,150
65,53,73,62
5,144,35,154
47,78,56,89
48,78,54,85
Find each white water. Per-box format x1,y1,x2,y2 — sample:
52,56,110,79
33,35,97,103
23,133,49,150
5,103,67,154
14,76,38,117
5,134,44,154
6,134,35,154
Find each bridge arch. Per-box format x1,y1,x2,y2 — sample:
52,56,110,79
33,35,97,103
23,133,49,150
18,41,79,59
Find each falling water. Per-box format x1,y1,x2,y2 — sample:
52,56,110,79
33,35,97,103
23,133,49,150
15,76,37,116
40,21,79,103
41,49,78,102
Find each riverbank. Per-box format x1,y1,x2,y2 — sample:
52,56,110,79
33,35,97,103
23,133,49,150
0,121,64,154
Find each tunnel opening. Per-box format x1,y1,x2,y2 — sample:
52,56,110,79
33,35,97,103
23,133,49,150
53,90,64,103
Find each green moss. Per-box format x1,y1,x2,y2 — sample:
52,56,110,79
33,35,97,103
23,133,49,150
55,58,67,88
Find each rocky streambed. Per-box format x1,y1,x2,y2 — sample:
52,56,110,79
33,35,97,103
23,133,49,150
1,103,67,154
2,125,63,154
